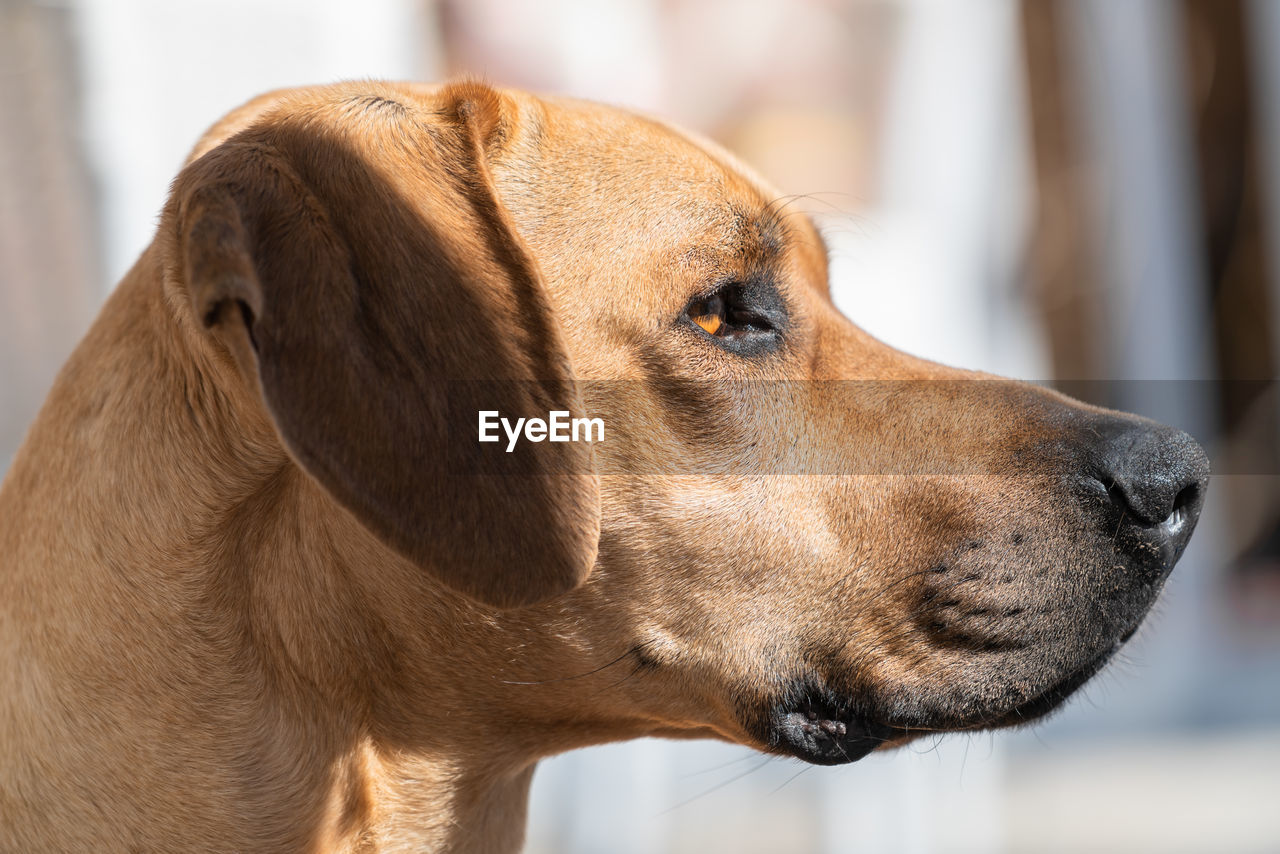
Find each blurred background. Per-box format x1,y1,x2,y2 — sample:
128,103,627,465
3,0,1279,850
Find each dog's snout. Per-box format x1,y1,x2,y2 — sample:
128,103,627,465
1083,418,1209,565
1095,423,1208,524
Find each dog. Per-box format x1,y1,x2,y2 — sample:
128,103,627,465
0,81,1208,852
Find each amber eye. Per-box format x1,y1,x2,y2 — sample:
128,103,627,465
683,281,783,354
689,294,726,336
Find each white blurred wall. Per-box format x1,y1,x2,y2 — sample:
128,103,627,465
71,0,434,291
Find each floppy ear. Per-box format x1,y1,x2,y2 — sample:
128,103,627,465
167,83,599,608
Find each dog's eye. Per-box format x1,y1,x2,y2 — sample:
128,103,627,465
685,284,778,343
690,295,726,335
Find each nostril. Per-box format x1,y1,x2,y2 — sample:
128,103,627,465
1158,481,1204,533
1171,481,1201,515
1104,479,1143,523
1089,420,1210,529
1111,478,1198,524
1101,470,1177,526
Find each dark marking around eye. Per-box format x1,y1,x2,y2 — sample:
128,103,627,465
683,279,787,356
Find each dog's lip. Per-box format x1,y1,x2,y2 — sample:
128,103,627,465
774,639,1126,759
767,702,897,766
974,641,1121,730
766,617,1143,764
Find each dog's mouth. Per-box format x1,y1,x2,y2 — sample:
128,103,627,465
978,638,1120,730
763,636,1127,766
765,695,898,766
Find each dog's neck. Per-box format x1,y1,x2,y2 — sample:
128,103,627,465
0,256,590,852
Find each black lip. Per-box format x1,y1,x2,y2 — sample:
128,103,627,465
766,640,1125,765
981,642,1120,729
768,702,896,766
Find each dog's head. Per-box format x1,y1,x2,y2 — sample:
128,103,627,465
167,81,1207,764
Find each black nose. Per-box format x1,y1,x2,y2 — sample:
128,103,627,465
1086,418,1209,571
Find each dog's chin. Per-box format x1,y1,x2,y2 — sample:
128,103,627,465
762,639,1126,766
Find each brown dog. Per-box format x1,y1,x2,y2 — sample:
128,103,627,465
0,81,1207,852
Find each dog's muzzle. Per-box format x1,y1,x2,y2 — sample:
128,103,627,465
761,408,1209,766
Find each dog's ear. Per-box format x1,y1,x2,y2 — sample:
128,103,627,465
167,83,599,609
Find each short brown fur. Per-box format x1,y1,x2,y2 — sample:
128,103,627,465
0,81,1199,852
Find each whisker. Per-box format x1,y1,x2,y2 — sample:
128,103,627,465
657,756,775,816
680,751,763,779
497,644,641,686
768,762,814,795
579,660,650,703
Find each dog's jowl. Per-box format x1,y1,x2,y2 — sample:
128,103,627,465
0,81,1207,853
